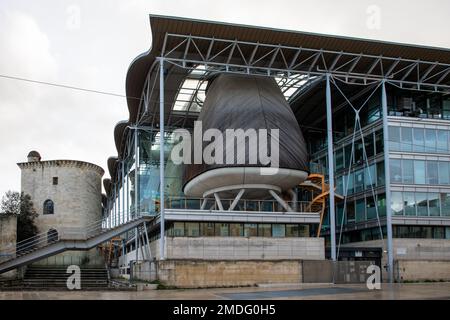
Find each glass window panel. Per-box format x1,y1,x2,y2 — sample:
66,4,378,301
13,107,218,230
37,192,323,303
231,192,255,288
354,169,364,192
428,193,440,216
272,224,286,237
375,131,383,155
413,128,425,152
365,133,375,159
414,160,426,184
215,223,230,236
258,224,271,237
201,222,215,236
244,223,257,237
364,164,377,188
173,222,185,236
438,162,450,185
347,201,355,222
389,126,400,151
335,147,344,171
186,222,200,237
355,198,366,222
401,127,413,152
286,224,299,237
377,193,386,217
230,223,244,236
366,196,376,220
416,192,428,216
426,161,439,185
425,129,437,153
391,192,403,215
390,159,402,183
440,193,450,217
377,161,385,186
404,192,416,216
298,225,310,237
437,130,448,152
402,159,414,184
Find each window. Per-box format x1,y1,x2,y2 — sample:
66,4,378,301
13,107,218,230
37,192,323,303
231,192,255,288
390,159,402,183
52,177,58,185
438,162,450,185
426,161,438,184
389,126,400,151
185,222,200,237
377,161,385,186
401,127,413,152
244,224,257,237
404,192,416,216
441,193,450,217
413,128,425,152
355,198,366,222
354,169,364,192
272,224,286,237
437,130,448,152
286,224,299,237
391,192,403,215
258,224,271,237
43,199,54,215
375,131,383,155
172,222,185,236
402,160,414,184
216,223,230,236
200,223,215,236
366,196,376,220
416,192,428,216
428,193,440,216
425,129,437,152
347,201,355,222
414,160,426,184
364,164,377,188
230,223,244,236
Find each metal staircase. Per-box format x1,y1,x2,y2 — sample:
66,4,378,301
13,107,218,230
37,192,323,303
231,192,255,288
0,215,153,275
300,174,343,237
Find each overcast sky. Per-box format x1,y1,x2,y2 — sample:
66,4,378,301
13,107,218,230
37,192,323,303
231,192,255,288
1,0,450,197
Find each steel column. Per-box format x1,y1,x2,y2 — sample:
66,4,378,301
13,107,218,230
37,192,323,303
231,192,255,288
326,73,337,262
381,79,394,283
134,128,139,219
159,58,166,260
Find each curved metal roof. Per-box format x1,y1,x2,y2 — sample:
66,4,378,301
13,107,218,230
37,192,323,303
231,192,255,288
107,14,450,183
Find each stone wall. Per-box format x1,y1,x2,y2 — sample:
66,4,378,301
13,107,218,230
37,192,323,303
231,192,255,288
397,260,450,282
19,160,103,235
0,214,17,278
139,259,302,288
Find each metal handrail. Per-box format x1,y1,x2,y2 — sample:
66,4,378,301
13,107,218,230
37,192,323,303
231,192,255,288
0,213,145,264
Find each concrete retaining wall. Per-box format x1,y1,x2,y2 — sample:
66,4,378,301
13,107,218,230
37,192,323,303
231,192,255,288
153,259,303,288
397,260,450,282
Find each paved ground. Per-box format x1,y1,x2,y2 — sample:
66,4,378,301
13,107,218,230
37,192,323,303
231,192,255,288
1,282,450,300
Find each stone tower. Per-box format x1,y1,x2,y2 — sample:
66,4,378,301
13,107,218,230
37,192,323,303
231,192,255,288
17,151,105,266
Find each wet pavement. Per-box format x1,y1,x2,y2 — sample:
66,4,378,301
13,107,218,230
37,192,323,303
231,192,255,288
0,282,449,300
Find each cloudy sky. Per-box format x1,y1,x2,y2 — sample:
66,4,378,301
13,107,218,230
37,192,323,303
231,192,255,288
1,0,449,196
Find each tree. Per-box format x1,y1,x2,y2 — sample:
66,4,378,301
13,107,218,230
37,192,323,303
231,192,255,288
0,191,38,242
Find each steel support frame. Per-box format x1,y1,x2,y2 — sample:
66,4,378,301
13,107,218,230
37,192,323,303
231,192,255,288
161,33,450,94
325,73,337,262
158,58,166,260
381,80,394,283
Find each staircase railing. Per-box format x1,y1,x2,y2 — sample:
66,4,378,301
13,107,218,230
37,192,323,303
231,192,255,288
0,212,145,265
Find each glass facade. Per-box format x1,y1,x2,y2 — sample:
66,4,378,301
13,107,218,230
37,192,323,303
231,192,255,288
390,159,450,185
167,222,313,238
391,191,450,217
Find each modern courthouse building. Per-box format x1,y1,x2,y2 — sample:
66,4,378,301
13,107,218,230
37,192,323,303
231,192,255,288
2,15,450,287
